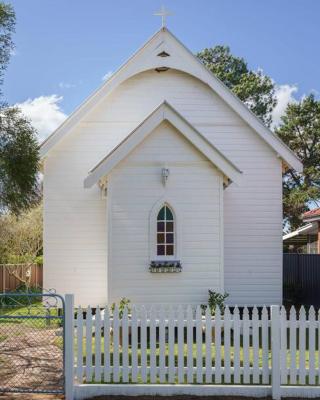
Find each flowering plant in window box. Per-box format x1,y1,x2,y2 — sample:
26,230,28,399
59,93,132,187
149,260,182,273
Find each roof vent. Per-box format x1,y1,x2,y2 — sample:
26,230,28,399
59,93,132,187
155,67,170,73
157,51,170,57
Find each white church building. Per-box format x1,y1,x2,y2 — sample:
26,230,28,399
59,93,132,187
40,27,302,306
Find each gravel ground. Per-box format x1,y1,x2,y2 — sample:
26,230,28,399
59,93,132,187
1,394,318,400
0,395,63,400
69,397,318,400
85,397,273,400
0,323,63,393
0,397,271,400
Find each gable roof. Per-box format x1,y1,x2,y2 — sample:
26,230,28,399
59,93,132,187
40,27,302,173
83,101,242,188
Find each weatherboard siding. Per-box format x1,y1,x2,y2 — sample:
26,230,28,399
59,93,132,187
108,122,223,305
43,69,282,306
43,155,108,306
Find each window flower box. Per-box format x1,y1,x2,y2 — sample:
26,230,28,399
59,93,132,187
149,260,182,273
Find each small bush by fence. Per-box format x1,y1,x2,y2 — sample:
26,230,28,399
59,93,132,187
70,303,320,400
0,264,43,293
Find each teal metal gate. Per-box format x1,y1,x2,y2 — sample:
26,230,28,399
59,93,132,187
0,292,65,394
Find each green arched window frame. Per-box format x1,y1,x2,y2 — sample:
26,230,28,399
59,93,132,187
156,205,175,257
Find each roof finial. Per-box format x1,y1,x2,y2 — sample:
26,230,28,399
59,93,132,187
154,5,173,28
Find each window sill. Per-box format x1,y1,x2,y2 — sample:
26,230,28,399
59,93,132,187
149,260,182,273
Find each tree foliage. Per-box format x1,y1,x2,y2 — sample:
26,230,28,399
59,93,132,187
0,204,42,263
196,44,320,229
276,94,320,230
0,2,15,95
0,204,43,287
0,3,40,214
197,45,277,126
0,108,40,213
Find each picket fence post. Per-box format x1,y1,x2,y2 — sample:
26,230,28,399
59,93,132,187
271,305,281,400
65,294,74,400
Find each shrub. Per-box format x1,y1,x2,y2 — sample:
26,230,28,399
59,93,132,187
35,255,43,265
0,284,42,306
111,297,131,318
201,289,229,314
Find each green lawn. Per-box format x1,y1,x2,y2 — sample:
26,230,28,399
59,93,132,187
1,304,317,385
0,302,61,328
0,303,63,355
75,334,319,384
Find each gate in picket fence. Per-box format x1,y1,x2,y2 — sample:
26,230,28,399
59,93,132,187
70,303,320,399
0,292,65,394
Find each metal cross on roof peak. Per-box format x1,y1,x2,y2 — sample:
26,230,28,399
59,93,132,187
154,5,173,28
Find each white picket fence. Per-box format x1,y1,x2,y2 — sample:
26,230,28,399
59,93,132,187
63,296,320,400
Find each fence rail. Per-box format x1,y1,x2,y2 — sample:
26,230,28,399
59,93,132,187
71,303,320,400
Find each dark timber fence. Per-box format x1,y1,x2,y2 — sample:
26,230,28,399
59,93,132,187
283,253,320,307
0,264,43,293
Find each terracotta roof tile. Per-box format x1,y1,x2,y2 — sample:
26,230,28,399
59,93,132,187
304,208,320,218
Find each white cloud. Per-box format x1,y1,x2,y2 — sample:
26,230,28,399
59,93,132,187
102,70,113,81
16,95,67,142
272,84,298,128
58,81,76,89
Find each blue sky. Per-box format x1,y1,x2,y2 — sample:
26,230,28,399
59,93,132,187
6,0,320,140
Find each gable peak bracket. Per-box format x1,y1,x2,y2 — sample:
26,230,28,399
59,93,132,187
157,50,170,57
98,178,108,198
223,177,232,189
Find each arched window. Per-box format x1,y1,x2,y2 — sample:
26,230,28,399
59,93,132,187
157,205,174,257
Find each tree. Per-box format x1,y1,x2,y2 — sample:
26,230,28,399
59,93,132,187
196,45,319,230
0,3,15,94
197,45,277,126
0,3,40,214
276,94,320,230
0,108,40,213
0,204,43,288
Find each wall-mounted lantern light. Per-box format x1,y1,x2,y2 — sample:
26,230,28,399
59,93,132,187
162,168,170,186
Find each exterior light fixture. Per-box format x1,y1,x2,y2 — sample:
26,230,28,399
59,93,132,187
162,168,170,186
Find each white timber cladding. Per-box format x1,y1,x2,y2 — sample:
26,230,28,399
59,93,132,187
43,153,108,306
108,121,224,305
43,68,283,306
84,102,242,188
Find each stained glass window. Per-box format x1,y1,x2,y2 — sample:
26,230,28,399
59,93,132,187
157,205,175,257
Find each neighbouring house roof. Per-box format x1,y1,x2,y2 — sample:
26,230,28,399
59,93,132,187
283,209,320,243
39,27,302,174
84,101,243,188
303,208,320,222
283,223,316,241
